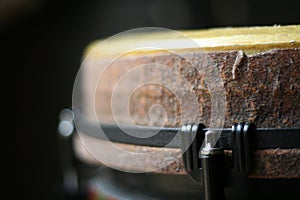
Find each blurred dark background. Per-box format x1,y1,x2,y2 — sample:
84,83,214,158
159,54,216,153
6,0,299,199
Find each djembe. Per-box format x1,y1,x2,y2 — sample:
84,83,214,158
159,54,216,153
59,25,300,200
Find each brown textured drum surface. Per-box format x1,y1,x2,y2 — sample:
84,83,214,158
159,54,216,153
75,25,300,178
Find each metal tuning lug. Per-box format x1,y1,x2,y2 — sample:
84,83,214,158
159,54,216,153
200,131,226,200
181,125,227,200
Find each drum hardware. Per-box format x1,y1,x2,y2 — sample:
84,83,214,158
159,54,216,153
181,122,300,200
200,132,226,200
76,119,300,149
181,123,255,200
231,122,255,174
59,108,300,200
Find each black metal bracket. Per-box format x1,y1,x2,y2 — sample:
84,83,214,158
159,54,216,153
181,122,260,182
181,122,257,200
181,123,206,184
231,122,255,174
78,119,300,149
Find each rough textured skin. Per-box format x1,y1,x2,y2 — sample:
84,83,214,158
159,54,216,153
86,48,300,128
